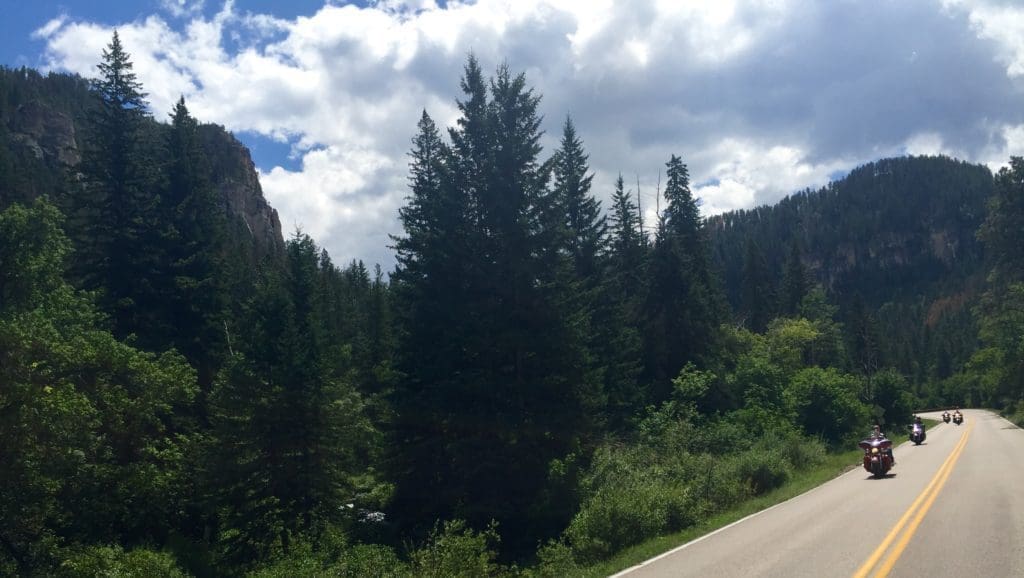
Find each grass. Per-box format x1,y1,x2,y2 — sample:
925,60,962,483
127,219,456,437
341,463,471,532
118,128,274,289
573,447,864,577
570,419,943,577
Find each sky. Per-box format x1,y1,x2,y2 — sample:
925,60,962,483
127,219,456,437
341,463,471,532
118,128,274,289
4,0,1024,268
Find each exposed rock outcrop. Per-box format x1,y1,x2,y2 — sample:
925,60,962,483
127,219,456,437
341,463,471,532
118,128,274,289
9,100,81,166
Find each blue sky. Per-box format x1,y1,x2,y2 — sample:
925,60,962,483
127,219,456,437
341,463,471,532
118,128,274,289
6,0,1024,267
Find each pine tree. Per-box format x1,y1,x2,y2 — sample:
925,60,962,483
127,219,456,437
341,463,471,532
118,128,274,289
210,233,370,565
741,237,775,332
597,174,646,426
975,157,1024,403
164,96,228,389
550,116,605,277
781,239,810,316
642,155,722,400
391,60,593,552
73,31,162,341
389,109,474,535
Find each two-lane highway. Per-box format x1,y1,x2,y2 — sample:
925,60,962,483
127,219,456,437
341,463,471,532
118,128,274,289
614,409,1024,577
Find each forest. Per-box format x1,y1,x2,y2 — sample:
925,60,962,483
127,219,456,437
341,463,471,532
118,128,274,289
1,33,1022,577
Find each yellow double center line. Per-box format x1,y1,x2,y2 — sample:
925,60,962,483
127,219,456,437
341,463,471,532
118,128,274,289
852,420,974,578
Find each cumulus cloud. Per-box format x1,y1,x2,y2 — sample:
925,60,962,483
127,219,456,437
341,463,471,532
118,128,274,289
161,0,206,19
30,0,1024,267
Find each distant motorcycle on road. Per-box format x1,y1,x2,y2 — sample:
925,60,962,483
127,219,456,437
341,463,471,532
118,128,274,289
953,412,963,425
942,411,951,424
910,422,926,445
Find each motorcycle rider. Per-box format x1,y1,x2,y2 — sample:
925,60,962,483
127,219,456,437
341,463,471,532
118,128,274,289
869,423,895,465
911,415,924,438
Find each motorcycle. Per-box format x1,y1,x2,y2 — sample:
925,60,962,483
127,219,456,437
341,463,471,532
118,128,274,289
859,436,894,478
910,423,926,445
942,412,951,424
953,412,963,425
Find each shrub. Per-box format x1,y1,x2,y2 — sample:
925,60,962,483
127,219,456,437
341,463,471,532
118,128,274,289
531,540,581,577
729,448,791,496
57,545,187,578
408,520,506,578
327,544,408,577
564,469,699,564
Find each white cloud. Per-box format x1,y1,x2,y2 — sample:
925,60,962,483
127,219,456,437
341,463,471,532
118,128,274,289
30,0,1024,267
943,0,1024,77
161,0,206,19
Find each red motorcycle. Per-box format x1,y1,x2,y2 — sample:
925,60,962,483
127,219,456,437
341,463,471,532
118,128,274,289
859,436,894,478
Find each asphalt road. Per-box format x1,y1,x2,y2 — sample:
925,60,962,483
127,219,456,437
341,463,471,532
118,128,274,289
613,409,1024,578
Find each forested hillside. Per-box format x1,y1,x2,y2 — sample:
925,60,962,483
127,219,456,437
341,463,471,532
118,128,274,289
709,156,992,397
2,33,1022,577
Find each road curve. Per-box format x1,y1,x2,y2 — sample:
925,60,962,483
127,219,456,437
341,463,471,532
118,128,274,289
613,409,1024,578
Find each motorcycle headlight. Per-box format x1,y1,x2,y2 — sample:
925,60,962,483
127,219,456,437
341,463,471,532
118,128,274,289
871,447,879,454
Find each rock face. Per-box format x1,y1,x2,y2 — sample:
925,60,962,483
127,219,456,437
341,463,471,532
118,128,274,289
2,97,285,262
9,101,81,166
199,124,285,261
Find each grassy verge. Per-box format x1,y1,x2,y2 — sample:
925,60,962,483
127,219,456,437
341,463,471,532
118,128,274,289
569,419,940,577
574,447,863,577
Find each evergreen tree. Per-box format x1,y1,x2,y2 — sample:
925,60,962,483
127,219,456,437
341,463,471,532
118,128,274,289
164,96,228,390
391,60,593,552
390,109,474,535
210,233,370,566
781,239,810,316
642,155,721,400
598,174,646,424
73,31,162,342
550,115,605,278
974,157,1024,403
607,173,646,289
741,237,775,332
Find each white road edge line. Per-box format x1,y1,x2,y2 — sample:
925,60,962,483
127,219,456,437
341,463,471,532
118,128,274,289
610,422,952,577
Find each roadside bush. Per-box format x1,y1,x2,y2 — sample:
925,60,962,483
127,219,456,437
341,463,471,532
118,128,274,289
564,473,697,564
776,434,827,471
785,367,868,444
530,540,581,577
408,520,507,578
329,544,407,577
1002,400,1024,428
57,545,187,578
728,448,791,496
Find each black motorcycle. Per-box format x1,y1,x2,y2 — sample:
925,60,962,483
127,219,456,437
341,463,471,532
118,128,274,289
910,423,926,445
942,412,951,424
952,412,963,425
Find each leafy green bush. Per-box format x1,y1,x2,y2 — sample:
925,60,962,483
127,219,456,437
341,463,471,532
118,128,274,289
1002,400,1024,428
785,367,868,444
249,542,408,578
728,448,791,496
408,520,507,578
775,433,827,470
57,545,188,578
531,540,581,577
564,464,700,564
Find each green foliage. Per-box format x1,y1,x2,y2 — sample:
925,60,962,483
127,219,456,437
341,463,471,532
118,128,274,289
390,57,597,553
564,446,702,564
247,538,407,578
642,154,723,400
408,520,507,578
865,368,916,428
57,545,188,578
0,199,197,573
209,233,376,568
784,367,868,444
